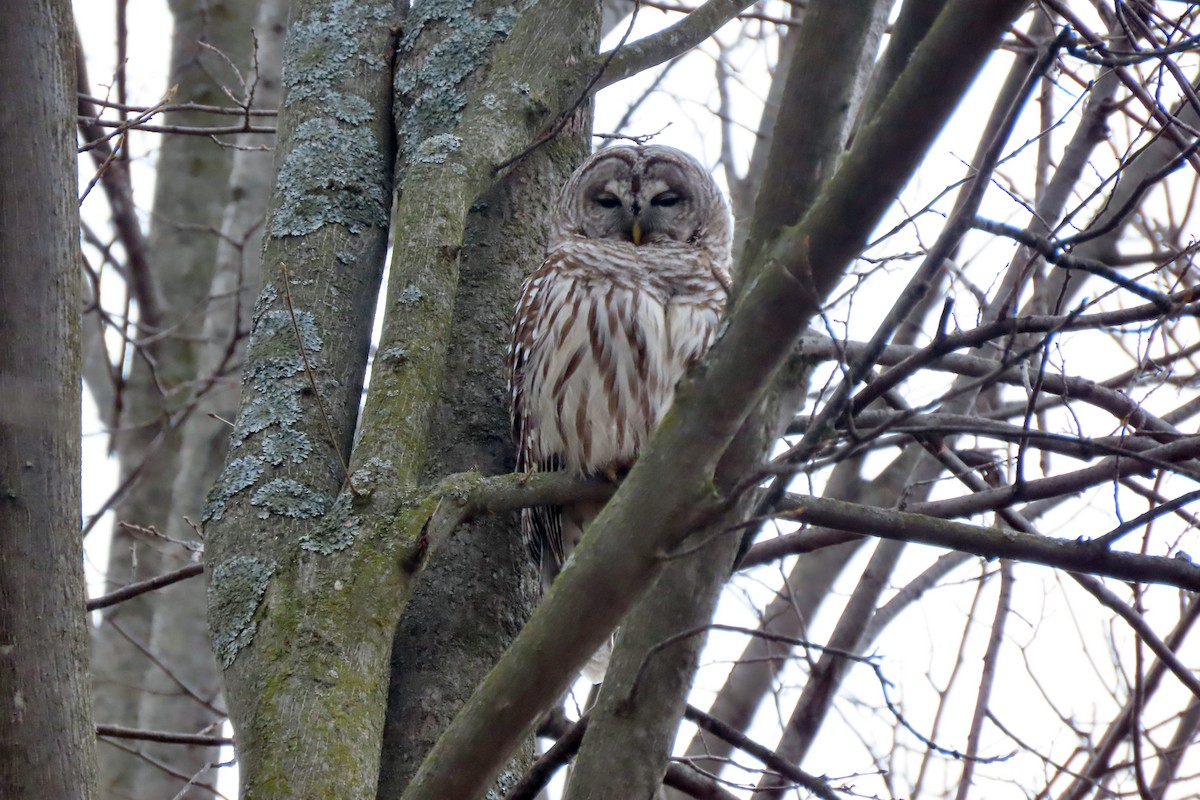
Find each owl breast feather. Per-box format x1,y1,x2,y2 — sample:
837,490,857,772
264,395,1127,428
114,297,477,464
520,240,726,477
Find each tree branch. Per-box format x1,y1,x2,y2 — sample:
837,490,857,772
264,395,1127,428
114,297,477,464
595,0,759,91
683,704,839,800
96,725,233,747
85,562,204,612
1071,572,1200,700
774,493,1200,591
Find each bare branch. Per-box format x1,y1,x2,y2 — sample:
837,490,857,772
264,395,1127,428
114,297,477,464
96,725,233,747
1071,572,1200,700
595,0,759,91
86,562,205,612
774,493,1200,591
683,704,839,800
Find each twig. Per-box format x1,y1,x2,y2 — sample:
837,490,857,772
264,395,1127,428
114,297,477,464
79,116,276,139
1093,487,1200,547
972,217,1174,309
953,561,1014,800
98,737,227,799
278,263,355,492
87,562,205,612
1070,572,1200,700
663,761,743,800
96,724,233,747
77,93,276,116
106,618,226,718
683,703,840,800
775,492,1200,591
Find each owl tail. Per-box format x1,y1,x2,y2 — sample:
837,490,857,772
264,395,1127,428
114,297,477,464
544,499,605,589
559,500,614,684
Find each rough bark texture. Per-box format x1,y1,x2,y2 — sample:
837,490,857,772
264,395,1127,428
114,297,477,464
202,0,399,796
0,0,98,796
89,1,263,795
202,0,614,791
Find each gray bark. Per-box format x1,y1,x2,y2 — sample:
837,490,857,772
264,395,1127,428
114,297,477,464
0,0,98,796
201,0,398,794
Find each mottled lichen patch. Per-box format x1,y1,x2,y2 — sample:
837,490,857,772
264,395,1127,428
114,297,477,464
237,389,303,442
281,0,392,114
396,285,424,305
271,119,390,237
205,457,265,522
250,479,330,520
349,457,395,493
209,555,276,667
271,0,393,238
261,430,314,465
205,292,331,522
256,308,322,355
413,133,462,164
301,493,362,553
395,0,518,166
254,283,279,317
243,355,305,384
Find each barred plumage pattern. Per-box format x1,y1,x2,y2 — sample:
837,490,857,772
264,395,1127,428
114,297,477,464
509,146,732,592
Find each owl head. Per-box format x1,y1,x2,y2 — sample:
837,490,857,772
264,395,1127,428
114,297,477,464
549,145,732,263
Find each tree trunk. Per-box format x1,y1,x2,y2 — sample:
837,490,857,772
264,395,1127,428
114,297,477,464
203,0,609,792
0,0,98,796
202,0,401,793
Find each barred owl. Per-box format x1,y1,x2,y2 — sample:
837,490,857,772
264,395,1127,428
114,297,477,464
509,145,732,595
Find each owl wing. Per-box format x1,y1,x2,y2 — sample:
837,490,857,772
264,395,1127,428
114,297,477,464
509,257,567,572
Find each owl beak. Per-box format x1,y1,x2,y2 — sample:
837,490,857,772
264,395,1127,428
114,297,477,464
630,219,643,245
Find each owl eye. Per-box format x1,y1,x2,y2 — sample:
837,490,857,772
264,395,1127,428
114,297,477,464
594,193,621,209
650,192,681,207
